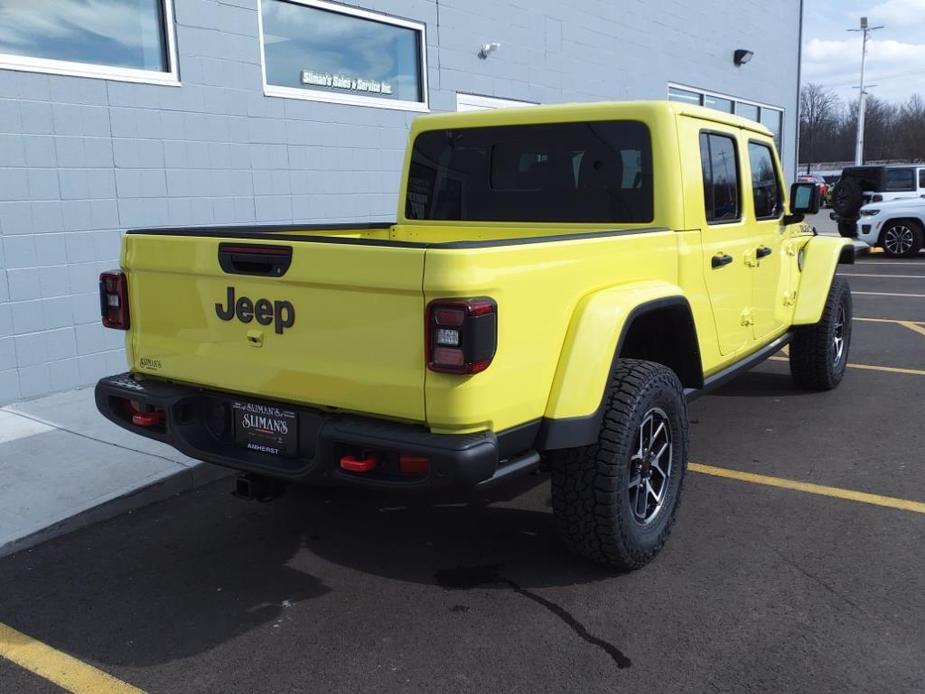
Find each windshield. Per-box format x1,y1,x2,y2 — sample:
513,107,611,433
405,120,653,223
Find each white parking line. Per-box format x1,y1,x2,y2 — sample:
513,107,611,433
0,411,53,445
855,261,925,267
839,273,925,279
852,291,925,298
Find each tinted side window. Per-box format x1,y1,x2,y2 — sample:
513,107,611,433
747,142,782,219
699,132,740,223
919,169,925,189
886,168,915,192
406,121,653,223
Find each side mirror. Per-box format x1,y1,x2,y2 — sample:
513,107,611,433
789,182,821,215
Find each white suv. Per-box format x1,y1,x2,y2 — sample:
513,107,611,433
830,165,925,239
856,196,925,257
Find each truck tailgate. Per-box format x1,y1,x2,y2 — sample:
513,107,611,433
123,233,426,422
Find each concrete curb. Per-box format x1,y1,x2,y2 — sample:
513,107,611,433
0,463,230,559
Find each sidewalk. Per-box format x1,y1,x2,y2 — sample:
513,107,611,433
0,387,226,557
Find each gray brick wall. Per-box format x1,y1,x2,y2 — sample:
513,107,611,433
0,0,801,403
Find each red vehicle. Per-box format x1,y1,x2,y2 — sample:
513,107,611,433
798,174,829,203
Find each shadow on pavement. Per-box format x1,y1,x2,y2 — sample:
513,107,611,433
0,470,621,668
711,370,812,398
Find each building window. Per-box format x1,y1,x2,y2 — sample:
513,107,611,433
759,107,783,152
0,0,178,84
699,132,740,223
259,0,427,111
668,84,784,154
668,86,701,105
703,94,733,114
736,102,759,121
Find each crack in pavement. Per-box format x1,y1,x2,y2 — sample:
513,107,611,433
434,564,632,669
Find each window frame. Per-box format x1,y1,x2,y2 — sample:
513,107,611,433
699,129,742,226
257,0,429,112
746,139,784,221
0,0,180,86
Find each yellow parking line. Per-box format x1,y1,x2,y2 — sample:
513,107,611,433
854,317,925,325
0,623,144,694
767,355,925,376
853,291,925,298
899,321,925,338
689,463,925,514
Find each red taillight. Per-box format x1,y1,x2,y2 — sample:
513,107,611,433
872,194,883,202
426,298,497,374
399,454,430,475
99,271,129,330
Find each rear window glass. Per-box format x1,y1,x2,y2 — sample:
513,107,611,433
405,121,653,223
886,168,915,192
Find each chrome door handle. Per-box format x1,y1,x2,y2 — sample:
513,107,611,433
712,253,733,268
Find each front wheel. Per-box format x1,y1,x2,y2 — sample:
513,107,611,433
548,360,688,571
789,276,852,390
880,221,923,258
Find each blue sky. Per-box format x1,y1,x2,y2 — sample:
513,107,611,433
803,0,925,104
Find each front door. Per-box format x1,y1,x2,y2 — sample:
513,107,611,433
746,140,789,340
693,126,754,356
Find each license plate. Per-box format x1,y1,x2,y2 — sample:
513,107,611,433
233,401,298,457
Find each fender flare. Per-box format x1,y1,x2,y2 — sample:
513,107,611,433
536,281,698,450
793,235,852,326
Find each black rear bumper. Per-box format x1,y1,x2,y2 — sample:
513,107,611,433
95,373,539,490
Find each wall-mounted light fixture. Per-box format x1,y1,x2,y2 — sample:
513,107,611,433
733,49,754,66
478,42,501,59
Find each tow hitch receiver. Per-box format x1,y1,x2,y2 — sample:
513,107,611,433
233,473,288,502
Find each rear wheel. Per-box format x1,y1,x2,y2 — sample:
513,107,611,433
549,360,688,571
789,277,852,390
880,221,923,258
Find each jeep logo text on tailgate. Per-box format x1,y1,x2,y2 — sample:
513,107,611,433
216,287,295,334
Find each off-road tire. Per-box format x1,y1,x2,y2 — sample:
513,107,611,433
830,178,864,217
789,276,852,390
548,359,688,571
880,220,924,258
837,220,857,239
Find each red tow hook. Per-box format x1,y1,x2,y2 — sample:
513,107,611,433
340,453,379,473
131,410,164,427
122,399,164,428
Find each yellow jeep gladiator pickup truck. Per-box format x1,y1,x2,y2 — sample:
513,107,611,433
96,101,853,570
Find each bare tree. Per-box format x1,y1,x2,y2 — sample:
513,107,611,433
799,83,840,171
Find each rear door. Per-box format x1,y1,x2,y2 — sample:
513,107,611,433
746,139,789,341
124,233,427,422
686,122,754,356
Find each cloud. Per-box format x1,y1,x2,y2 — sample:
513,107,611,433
864,0,925,30
801,0,925,103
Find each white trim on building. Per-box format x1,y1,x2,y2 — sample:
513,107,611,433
455,93,536,111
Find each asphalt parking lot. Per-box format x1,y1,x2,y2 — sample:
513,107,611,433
1,252,924,694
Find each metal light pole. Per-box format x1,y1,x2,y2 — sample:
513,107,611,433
848,17,883,165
